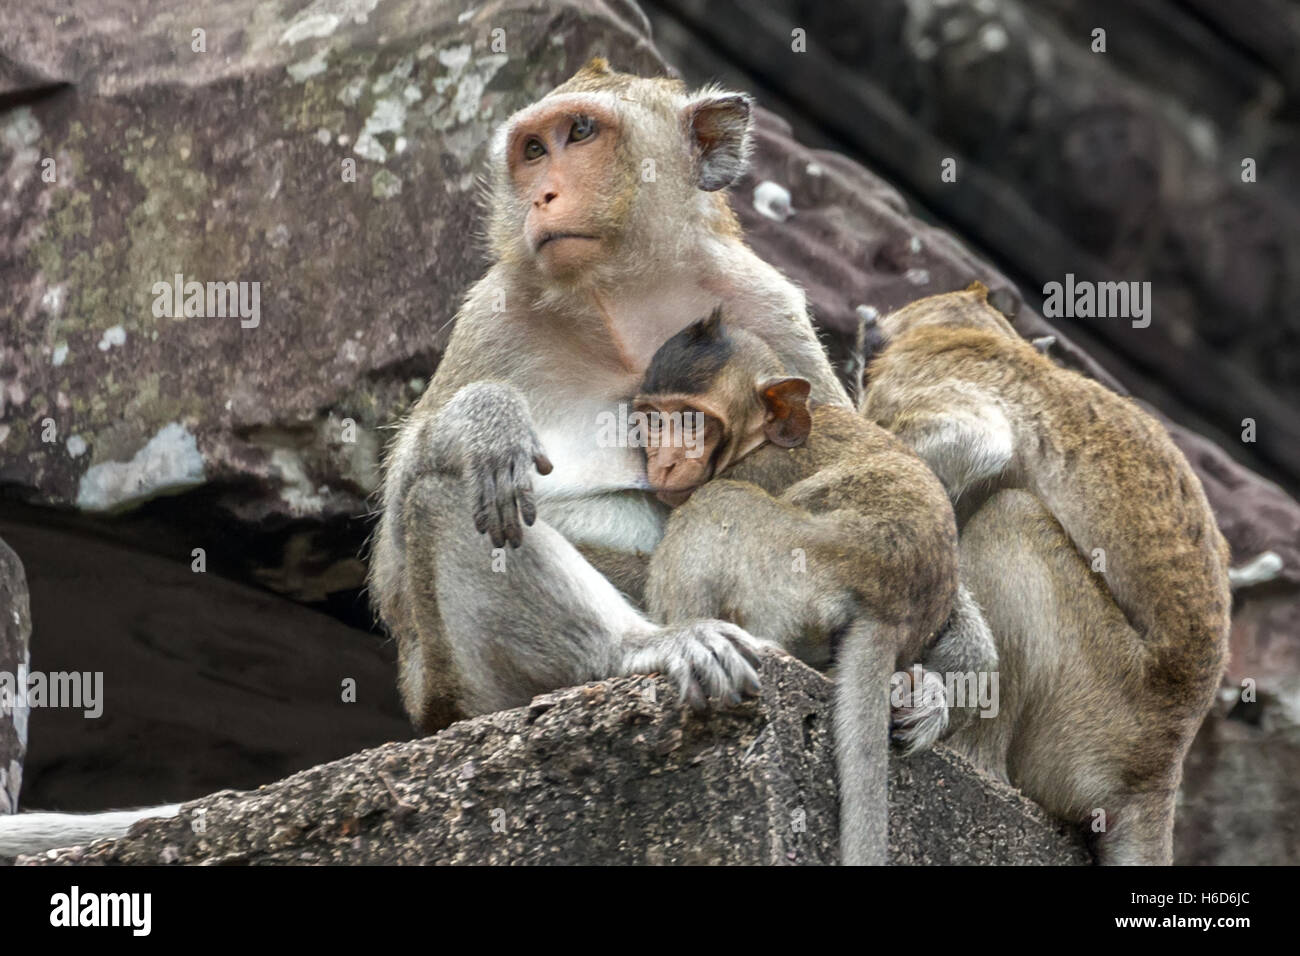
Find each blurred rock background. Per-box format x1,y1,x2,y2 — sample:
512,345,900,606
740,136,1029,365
0,0,1296,863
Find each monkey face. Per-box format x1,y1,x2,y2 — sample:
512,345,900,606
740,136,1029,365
635,311,815,506
485,61,759,279
505,99,626,278
634,400,724,506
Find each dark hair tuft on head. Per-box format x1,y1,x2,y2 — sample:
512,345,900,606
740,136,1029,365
641,305,733,395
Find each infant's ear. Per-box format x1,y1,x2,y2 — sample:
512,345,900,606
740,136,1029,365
684,91,753,192
759,377,812,448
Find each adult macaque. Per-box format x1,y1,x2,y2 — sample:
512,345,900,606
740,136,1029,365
635,309,981,865
370,59,850,733
862,283,1231,864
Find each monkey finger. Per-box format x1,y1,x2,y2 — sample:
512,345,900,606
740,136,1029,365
667,661,707,712
510,458,538,528
533,450,553,476
732,663,762,700
686,680,708,712
496,469,524,547
518,485,538,527
473,470,497,537
716,625,772,693
485,471,510,549
503,520,523,549
695,632,760,703
710,640,760,698
719,626,764,670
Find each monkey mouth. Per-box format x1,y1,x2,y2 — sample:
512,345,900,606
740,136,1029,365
535,231,599,251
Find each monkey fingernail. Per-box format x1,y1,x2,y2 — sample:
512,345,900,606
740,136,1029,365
534,453,553,475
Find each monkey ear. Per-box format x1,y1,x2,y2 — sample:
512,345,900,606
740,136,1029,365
686,92,754,192
759,377,812,448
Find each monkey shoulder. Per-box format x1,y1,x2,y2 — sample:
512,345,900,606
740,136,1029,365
880,325,1036,389
788,406,951,513
808,404,921,467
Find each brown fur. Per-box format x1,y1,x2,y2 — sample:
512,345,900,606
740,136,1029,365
716,405,957,635
862,284,1231,863
640,319,959,864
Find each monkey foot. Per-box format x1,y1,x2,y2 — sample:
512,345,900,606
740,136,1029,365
622,621,770,713
890,666,949,756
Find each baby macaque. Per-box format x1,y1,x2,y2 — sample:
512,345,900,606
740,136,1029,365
635,308,975,865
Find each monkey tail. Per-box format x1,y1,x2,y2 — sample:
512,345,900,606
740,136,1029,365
0,804,181,858
834,620,902,866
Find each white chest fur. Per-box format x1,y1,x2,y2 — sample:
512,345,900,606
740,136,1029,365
532,395,667,553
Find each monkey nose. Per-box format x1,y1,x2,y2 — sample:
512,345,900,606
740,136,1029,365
536,190,558,207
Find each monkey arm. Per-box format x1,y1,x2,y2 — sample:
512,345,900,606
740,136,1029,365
576,543,650,607
384,381,552,554
370,379,551,692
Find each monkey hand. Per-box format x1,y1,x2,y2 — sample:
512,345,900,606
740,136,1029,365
441,382,553,549
621,621,773,712
889,665,949,756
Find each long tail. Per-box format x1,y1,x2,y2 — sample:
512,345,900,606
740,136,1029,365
0,804,181,858
835,621,900,866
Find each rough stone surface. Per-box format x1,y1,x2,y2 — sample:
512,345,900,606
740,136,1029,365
0,538,31,816
0,0,663,528
20,653,1088,865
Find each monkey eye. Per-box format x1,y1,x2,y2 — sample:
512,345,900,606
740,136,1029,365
569,116,596,143
522,137,546,161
